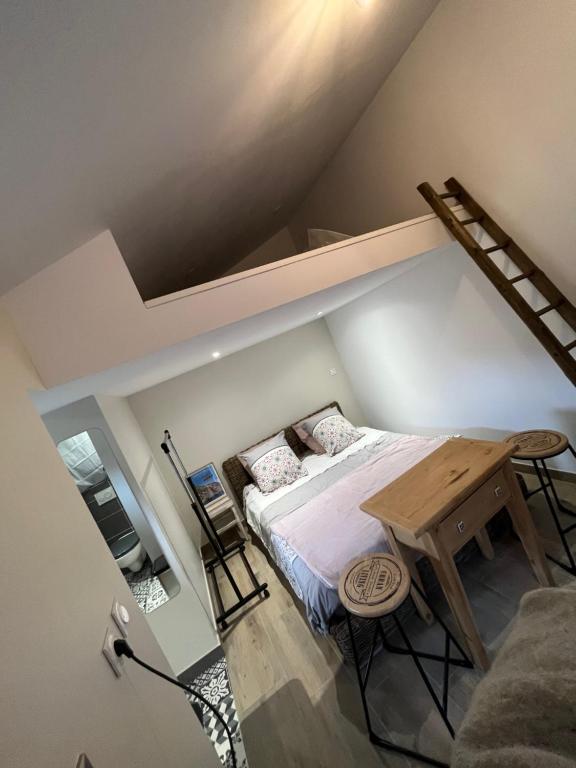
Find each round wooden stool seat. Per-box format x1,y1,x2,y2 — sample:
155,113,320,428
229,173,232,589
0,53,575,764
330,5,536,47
339,553,472,760
505,429,569,460
338,553,410,619
505,430,576,576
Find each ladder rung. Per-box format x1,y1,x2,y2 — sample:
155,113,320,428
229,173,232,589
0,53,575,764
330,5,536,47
535,301,563,317
509,271,535,284
483,240,511,254
418,178,576,388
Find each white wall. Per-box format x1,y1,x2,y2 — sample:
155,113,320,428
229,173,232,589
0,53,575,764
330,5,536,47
129,320,366,543
3,211,455,389
223,227,297,276
326,244,576,469
0,309,219,767
43,395,218,673
97,395,219,671
291,0,576,302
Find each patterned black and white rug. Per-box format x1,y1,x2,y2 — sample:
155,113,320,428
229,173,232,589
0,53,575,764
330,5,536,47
124,560,170,614
187,657,247,767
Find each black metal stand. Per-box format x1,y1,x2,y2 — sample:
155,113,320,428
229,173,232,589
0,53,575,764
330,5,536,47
161,431,269,630
347,581,473,768
526,444,576,576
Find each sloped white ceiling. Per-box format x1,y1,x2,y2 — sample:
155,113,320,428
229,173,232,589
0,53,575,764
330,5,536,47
1,0,437,300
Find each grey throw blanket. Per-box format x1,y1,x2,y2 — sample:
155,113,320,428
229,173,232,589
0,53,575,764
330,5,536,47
453,585,576,768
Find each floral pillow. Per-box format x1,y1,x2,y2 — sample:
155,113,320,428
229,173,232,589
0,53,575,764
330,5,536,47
237,432,307,495
300,407,362,457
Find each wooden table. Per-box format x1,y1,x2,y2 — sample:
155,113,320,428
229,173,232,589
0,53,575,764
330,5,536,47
360,437,555,670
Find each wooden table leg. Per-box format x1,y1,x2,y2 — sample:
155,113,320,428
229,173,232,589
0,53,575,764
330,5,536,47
475,527,495,560
384,525,434,625
428,539,490,671
503,460,555,587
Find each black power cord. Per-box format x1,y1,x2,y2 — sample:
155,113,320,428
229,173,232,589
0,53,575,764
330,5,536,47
114,639,237,768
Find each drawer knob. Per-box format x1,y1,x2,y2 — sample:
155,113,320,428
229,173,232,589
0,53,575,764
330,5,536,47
456,520,465,534
494,485,503,497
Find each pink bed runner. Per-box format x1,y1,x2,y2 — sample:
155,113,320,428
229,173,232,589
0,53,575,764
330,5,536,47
271,434,448,589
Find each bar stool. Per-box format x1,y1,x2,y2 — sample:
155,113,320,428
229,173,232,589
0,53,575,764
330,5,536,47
339,553,473,768
505,430,576,575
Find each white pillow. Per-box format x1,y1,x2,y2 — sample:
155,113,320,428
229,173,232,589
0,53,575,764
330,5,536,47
237,432,307,494
300,407,362,456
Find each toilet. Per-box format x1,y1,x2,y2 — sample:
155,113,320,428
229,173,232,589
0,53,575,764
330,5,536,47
110,530,146,572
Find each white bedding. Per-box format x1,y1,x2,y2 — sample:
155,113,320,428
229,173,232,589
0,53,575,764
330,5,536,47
241,425,448,632
244,426,385,536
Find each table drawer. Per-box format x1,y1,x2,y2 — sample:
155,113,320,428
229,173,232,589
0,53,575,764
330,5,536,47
436,468,510,554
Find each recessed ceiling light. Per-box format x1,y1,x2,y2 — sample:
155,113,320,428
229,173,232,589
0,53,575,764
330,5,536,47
355,0,372,6
316,311,323,317
212,351,221,359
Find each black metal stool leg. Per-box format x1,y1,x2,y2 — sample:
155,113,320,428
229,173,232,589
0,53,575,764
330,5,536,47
541,458,576,518
346,613,375,735
379,592,472,668
532,459,576,575
392,614,455,738
442,632,450,717
346,613,451,768
411,581,473,668
389,581,473,736
375,581,473,739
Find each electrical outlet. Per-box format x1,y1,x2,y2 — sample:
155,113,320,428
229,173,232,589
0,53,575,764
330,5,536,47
329,368,337,376
102,627,123,677
111,598,130,638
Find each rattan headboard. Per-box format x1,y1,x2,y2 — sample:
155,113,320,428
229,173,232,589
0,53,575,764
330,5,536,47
222,401,342,506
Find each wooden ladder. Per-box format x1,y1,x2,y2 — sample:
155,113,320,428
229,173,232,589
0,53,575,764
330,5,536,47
417,177,576,387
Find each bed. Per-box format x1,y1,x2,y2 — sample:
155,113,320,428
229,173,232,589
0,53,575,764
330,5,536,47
222,403,449,636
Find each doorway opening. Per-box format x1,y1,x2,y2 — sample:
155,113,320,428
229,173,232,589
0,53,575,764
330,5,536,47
57,429,180,614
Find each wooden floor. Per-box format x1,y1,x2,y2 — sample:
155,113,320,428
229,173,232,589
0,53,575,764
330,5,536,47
217,475,576,768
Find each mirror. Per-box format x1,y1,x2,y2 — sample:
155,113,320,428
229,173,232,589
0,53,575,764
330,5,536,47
57,430,180,614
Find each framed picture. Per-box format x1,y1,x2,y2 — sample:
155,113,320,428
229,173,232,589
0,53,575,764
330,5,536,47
187,463,226,508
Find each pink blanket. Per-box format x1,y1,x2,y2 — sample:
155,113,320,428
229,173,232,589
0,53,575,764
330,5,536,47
271,435,447,588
